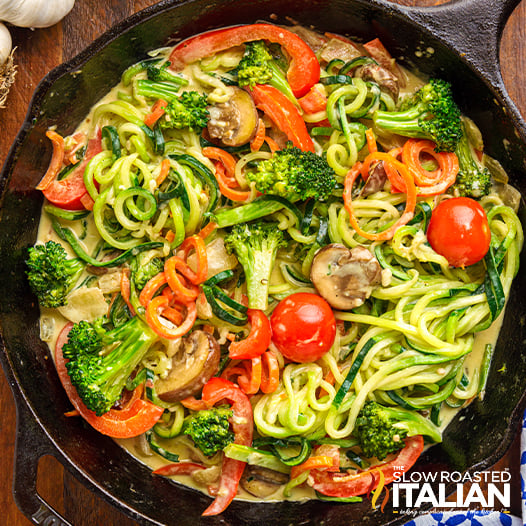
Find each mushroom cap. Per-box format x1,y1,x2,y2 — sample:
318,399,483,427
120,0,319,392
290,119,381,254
310,244,382,310
207,87,259,147
155,330,220,402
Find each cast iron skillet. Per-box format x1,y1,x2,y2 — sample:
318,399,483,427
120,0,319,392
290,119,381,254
0,0,525,525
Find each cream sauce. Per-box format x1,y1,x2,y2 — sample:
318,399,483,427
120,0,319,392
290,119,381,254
35,31,510,505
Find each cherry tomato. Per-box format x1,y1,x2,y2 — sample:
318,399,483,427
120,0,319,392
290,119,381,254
427,197,491,268
270,292,336,363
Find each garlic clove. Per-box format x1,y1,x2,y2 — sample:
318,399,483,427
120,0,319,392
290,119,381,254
0,0,76,29
0,22,11,65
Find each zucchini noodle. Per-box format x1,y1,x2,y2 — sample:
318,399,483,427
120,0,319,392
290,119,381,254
32,22,524,511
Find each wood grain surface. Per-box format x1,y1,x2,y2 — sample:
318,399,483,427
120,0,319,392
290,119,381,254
0,1,524,525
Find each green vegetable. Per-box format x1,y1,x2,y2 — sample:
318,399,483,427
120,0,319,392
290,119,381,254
159,91,209,132
452,121,492,198
26,240,85,308
373,78,462,152
61,316,158,416
132,254,164,291
52,217,164,267
146,61,188,86
235,40,298,105
183,407,234,456
224,221,286,310
333,338,377,409
146,430,180,462
247,144,336,202
223,443,291,474
354,401,442,460
213,194,302,229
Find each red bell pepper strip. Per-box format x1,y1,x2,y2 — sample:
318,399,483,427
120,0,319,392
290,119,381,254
169,24,320,98
309,435,424,498
54,323,163,439
228,309,271,360
200,377,253,516
41,128,103,211
250,84,315,152
298,85,327,114
153,462,206,476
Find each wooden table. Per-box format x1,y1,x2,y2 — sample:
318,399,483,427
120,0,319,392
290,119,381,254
0,0,524,524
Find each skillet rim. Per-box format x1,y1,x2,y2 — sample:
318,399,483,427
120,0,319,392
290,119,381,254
1,0,526,525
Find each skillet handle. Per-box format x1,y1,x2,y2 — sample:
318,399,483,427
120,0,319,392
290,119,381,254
391,0,522,81
13,401,73,526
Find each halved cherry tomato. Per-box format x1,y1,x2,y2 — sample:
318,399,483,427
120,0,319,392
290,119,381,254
310,435,423,498
42,129,102,210
427,197,491,268
270,292,336,363
169,24,320,98
54,323,163,438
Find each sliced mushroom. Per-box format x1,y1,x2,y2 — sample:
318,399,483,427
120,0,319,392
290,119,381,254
240,465,289,498
155,330,220,402
319,37,362,64
207,87,258,147
310,244,382,310
286,25,327,53
360,161,387,197
355,63,399,101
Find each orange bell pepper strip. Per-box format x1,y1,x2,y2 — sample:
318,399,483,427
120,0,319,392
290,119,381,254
178,234,208,285
164,256,200,303
236,356,262,395
250,118,266,152
228,309,271,360
260,350,280,394
145,295,197,339
290,455,337,480
401,138,459,196
202,146,252,202
343,159,416,241
250,84,315,152
144,99,168,128
155,158,171,186
298,85,327,114
36,130,65,190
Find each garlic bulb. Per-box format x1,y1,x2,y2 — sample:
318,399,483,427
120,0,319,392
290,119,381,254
0,0,75,29
0,21,15,108
0,22,11,64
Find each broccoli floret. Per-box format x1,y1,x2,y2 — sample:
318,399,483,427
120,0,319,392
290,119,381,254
62,316,158,416
373,78,462,152
355,401,442,460
159,91,209,132
183,407,234,456
26,240,85,308
452,122,492,198
237,41,274,87
247,144,336,202
224,221,286,310
133,256,164,291
234,41,297,104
